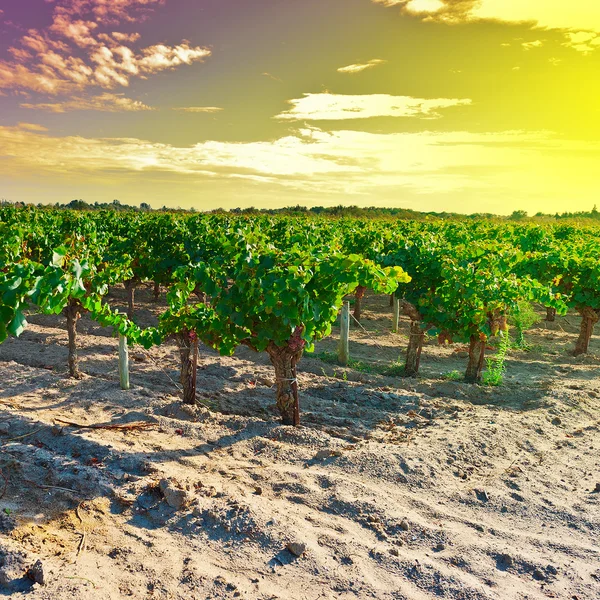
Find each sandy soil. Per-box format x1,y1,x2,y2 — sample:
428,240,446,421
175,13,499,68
0,287,599,599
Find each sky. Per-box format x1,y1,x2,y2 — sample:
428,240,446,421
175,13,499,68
0,0,599,214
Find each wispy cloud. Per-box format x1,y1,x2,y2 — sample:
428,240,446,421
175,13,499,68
48,0,167,26
337,59,387,74
173,106,224,113
563,31,600,54
262,72,283,82
2,123,599,207
0,0,210,98
522,40,543,50
16,123,49,132
275,93,471,121
21,92,154,112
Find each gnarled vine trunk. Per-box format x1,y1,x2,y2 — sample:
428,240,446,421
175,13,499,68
546,307,556,322
573,307,599,356
177,330,199,404
353,286,367,323
65,298,82,379
125,279,138,319
153,281,160,302
465,334,486,383
194,286,208,303
399,300,424,377
405,321,424,377
437,331,453,346
266,327,305,425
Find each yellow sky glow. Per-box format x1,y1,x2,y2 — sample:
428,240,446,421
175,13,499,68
1,0,599,214
2,123,599,213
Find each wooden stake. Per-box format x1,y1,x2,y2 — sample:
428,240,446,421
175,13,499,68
338,301,350,366
119,334,130,390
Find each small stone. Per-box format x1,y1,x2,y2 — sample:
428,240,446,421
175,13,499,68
433,543,446,552
532,568,546,581
389,548,399,557
159,479,193,510
286,542,307,557
254,487,263,496
500,506,508,513
593,483,600,493
400,519,410,532
551,417,562,426
313,449,335,460
28,559,46,586
546,565,558,576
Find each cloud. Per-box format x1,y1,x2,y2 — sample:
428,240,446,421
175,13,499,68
48,0,166,25
275,93,471,121
262,72,283,82
337,59,387,74
0,38,210,95
2,124,599,208
563,31,600,54
49,15,99,48
173,106,224,113
0,0,210,97
20,92,154,112
16,123,49,132
521,40,543,50
372,0,600,52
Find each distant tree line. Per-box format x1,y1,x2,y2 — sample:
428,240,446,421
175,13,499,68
2,197,600,222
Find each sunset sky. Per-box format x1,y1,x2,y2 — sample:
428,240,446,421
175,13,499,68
1,0,599,214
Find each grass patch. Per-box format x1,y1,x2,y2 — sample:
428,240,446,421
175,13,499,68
508,301,541,350
442,370,462,382
482,331,510,386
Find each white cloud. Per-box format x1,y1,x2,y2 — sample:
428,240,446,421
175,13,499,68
173,106,224,113
563,31,600,54
20,93,154,112
337,59,387,74
471,1,600,33
0,1,210,96
4,123,599,207
404,0,444,13
521,40,543,50
372,0,600,52
275,93,471,121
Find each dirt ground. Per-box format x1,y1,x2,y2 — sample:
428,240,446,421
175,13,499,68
0,287,599,600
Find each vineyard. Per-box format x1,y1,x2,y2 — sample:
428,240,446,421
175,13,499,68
1,207,600,599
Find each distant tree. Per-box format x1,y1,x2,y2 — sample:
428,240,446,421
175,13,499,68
509,210,528,220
